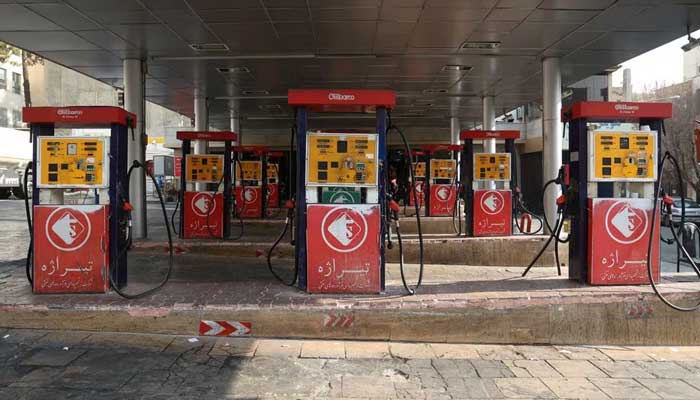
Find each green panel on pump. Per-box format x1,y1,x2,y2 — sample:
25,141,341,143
321,187,361,204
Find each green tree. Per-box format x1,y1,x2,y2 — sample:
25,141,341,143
0,42,43,107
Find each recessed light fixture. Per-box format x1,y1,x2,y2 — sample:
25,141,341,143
242,90,270,95
422,88,448,95
442,65,473,72
461,41,501,50
217,67,250,74
189,43,229,51
259,104,282,111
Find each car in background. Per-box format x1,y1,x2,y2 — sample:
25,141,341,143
665,197,700,227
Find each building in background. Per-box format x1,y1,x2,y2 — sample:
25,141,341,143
0,53,24,129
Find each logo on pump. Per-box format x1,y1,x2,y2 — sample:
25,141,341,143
328,93,355,101
481,191,504,215
45,207,91,251
435,185,453,201
243,188,258,204
192,192,216,217
329,190,354,204
614,104,640,112
321,207,368,253
57,108,84,118
605,200,648,244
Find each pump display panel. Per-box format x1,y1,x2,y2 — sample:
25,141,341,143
185,155,223,183
306,132,378,187
588,130,656,182
37,137,109,188
413,162,426,178
430,159,456,179
473,153,511,181
266,163,278,182
236,160,263,182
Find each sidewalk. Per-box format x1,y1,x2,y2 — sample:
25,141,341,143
2,328,700,399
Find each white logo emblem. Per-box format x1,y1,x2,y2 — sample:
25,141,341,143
605,201,648,244
192,193,216,217
243,188,257,204
45,208,92,251
436,186,452,201
481,191,504,215
321,207,369,253
330,191,353,203
328,93,355,101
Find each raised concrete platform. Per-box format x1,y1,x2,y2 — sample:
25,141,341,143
0,254,699,346
137,232,565,267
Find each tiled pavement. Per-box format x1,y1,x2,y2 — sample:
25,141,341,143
1,328,700,399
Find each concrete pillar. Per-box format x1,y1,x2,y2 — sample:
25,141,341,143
482,96,496,151
542,57,563,232
229,104,240,144
123,58,146,239
194,88,207,191
450,116,460,180
482,96,496,189
622,68,632,101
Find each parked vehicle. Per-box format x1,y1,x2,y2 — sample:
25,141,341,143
665,197,700,227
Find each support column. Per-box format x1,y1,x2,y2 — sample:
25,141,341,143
450,116,460,180
482,96,496,189
229,104,240,144
542,57,563,233
194,88,207,191
123,58,146,239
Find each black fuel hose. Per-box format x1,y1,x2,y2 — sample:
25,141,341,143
110,160,174,300
387,113,424,295
230,156,247,240
646,151,700,312
170,195,180,236
266,124,298,285
205,174,226,239
23,162,33,285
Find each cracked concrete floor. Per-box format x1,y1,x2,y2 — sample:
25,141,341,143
1,328,700,399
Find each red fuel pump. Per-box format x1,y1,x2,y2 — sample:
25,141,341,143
233,145,269,219
460,130,520,237
421,144,461,217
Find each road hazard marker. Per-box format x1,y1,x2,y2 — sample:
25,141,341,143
323,313,354,328
199,320,252,337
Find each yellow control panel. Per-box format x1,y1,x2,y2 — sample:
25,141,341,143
185,155,223,183
267,163,278,181
306,132,378,186
413,162,426,178
236,161,263,182
474,153,511,181
430,159,456,180
589,130,656,181
37,137,108,188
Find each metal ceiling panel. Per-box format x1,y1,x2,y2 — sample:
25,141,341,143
315,21,375,50
267,7,309,22
410,22,477,48
538,0,615,9
0,4,63,31
527,9,600,23
374,21,414,51
37,50,124,67
586,31,673,51
486,7,533,22
75,31,131,51
311,7,378,21
380,6,421,21
107,24,189,51
499,22,580,49
26,3,100,30
196,8,269,23
0,31,99,51
421,7,490,21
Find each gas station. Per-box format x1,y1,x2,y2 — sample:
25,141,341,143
2,1,700,346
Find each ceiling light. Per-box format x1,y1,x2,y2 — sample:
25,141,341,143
217,67,250,74
442,65,473,72
241,90,270,96
259,104,282,111
189,43,229,51
461,41,501,50
422,88,448,95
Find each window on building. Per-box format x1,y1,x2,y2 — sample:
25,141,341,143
0,68,6,89
12,110,21,128
12,72,21,94
0,108,8,127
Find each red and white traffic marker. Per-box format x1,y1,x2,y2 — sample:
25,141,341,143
199,320,252,337
323,313,355,328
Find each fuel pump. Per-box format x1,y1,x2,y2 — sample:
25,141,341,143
460,130,520,236
564,101,670,285
421,144,461,217
233,146,269,219
407,150,426,212
177,131,236,239
287,89,396,294
265,151,284,216
22,106,173,298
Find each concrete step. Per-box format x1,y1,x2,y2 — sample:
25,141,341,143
133,235,566,268
1,257,699,345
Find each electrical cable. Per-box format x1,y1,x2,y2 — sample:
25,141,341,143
387,112,424,295
646,151,700,312
23,161,33,285
109,160,174,299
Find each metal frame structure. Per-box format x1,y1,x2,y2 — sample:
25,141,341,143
177,131,236,239
23,106,136,289
563,101,672,283
288,89,394,291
